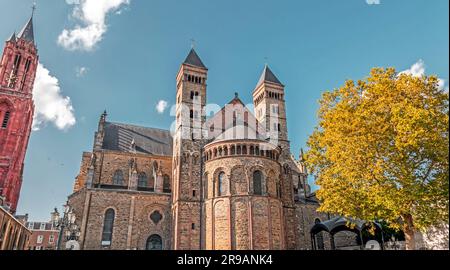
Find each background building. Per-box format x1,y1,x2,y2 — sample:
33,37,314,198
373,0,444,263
0,204,31,250
25,212,59,250
0,12,37,214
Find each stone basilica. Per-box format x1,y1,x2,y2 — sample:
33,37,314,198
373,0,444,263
66,49,326,250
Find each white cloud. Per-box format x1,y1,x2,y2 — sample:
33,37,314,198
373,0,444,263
366,0,381,4
58,0,130,51
156,100,168,114
400,59,448,92
400,59,426,77
75,66,89,77
33,63,76,131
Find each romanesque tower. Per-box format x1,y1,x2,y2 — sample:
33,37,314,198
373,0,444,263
0,13,38,213
253,65,298,249
253,65,288,149
172,49,208,250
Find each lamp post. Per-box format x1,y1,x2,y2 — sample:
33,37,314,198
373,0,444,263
54,201,80,250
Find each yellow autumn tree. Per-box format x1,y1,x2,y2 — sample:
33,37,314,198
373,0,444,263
305,68,449,250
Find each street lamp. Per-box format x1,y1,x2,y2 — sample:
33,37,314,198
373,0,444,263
54,201,81,250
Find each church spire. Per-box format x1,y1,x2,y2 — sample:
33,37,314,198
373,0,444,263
183,48,207,69
6,32,16,43
17,4,35,44
256,65,283,88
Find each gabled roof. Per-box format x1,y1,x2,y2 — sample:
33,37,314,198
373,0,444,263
256,65,283,88
17,16,34,43
205,94,267,142
102,122,173,156
183,49,206,69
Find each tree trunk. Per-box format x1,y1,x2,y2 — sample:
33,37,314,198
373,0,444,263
402,214,416,250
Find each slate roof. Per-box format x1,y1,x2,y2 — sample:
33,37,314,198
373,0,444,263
102,122,173,156
7,32,16,42
256,65,283,87
17,16,34,43
183,49,207,68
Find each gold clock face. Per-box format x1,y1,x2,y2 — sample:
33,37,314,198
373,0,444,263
5,71,17,88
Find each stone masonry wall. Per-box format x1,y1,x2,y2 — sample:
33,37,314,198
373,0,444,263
204,155,285,250
68,189,171,250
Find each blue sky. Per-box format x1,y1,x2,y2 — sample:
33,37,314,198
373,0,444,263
0,0,448,221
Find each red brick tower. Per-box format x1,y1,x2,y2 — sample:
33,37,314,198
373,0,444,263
0,13,38,214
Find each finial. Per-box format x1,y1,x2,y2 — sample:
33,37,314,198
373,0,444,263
235,92,239,99
130,138,136,152
264,57,269,67
190,38,196,49
31,1,37,17
100,110,107,124
300,148,305,161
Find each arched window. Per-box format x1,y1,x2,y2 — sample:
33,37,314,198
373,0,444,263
13,54,21,74
101,209,115,247
25,58,32,73
146,234,163,250
253,170,263,195
218,172,226,196
138,172,147,188
315,219,325,250
230,145,236,155
112,170,124,186
163,175,171,192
